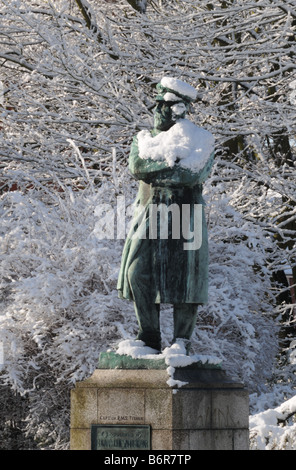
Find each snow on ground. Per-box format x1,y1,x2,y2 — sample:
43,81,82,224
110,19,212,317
250,395,296,450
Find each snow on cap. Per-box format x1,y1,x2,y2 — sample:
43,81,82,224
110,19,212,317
163,92,181,102
156,76,197,103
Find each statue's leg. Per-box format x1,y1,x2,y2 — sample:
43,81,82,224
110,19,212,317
127,256,161,351
173,303,198,353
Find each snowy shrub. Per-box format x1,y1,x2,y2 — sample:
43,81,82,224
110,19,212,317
250,395,296,450
0,173,138,447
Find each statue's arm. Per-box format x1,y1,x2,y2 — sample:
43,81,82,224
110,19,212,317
193,151,215,184
128,135,169,182
129,135,214,186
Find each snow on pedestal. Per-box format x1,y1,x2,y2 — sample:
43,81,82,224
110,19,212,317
115,338,221,388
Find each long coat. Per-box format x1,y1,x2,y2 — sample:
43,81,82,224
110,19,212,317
117,131,214,305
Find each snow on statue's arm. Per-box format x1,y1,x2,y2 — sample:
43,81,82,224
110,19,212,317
129,136,196,186
128,134,171,182
129,129,214,187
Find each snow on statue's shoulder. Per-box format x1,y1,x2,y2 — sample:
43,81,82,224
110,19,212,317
137,119,214,173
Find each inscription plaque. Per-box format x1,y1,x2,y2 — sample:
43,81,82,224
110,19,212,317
91,425,151,450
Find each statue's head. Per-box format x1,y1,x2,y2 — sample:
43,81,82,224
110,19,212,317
153,77,197,132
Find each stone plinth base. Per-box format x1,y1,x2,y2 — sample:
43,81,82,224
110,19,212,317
70,364,249,450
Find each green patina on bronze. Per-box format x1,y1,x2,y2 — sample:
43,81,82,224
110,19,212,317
91,424,151,451
98,351,222,371
117,136,213,305
117,78,214,352
98,351,167,370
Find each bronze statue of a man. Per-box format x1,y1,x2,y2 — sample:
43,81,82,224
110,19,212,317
117,77,214,353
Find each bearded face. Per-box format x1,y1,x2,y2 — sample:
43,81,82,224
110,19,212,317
153,101,177,131
153,100,187,132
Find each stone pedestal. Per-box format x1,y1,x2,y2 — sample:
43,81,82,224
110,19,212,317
70,355,249,450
